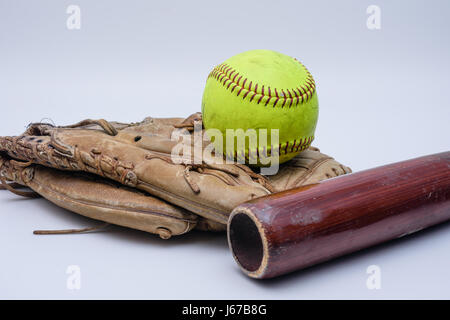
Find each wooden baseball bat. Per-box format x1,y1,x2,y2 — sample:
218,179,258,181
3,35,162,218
228,152,450,279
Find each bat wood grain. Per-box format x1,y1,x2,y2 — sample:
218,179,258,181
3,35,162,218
228,152,450,279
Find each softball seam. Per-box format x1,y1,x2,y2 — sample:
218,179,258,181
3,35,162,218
225,135,314,161
207,60,316,108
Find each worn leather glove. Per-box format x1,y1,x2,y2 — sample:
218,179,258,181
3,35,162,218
0,113,351,238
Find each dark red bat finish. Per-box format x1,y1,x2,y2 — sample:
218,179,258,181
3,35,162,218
228,152,450,279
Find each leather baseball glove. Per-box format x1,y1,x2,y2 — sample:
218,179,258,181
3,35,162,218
0,113,351,238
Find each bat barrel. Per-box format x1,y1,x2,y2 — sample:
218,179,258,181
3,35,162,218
228,152,450,279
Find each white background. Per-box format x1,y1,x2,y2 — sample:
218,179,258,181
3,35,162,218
0,0,449,299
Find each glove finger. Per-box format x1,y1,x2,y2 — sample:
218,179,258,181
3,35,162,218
0,155,198,239
267,147,352,192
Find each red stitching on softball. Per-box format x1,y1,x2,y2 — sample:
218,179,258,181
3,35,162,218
296,139,302,152
287,89,292,99
272,98,279,108
257,95,264,104
208,60,316,108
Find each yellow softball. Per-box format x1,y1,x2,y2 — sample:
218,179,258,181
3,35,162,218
202,49,319,165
